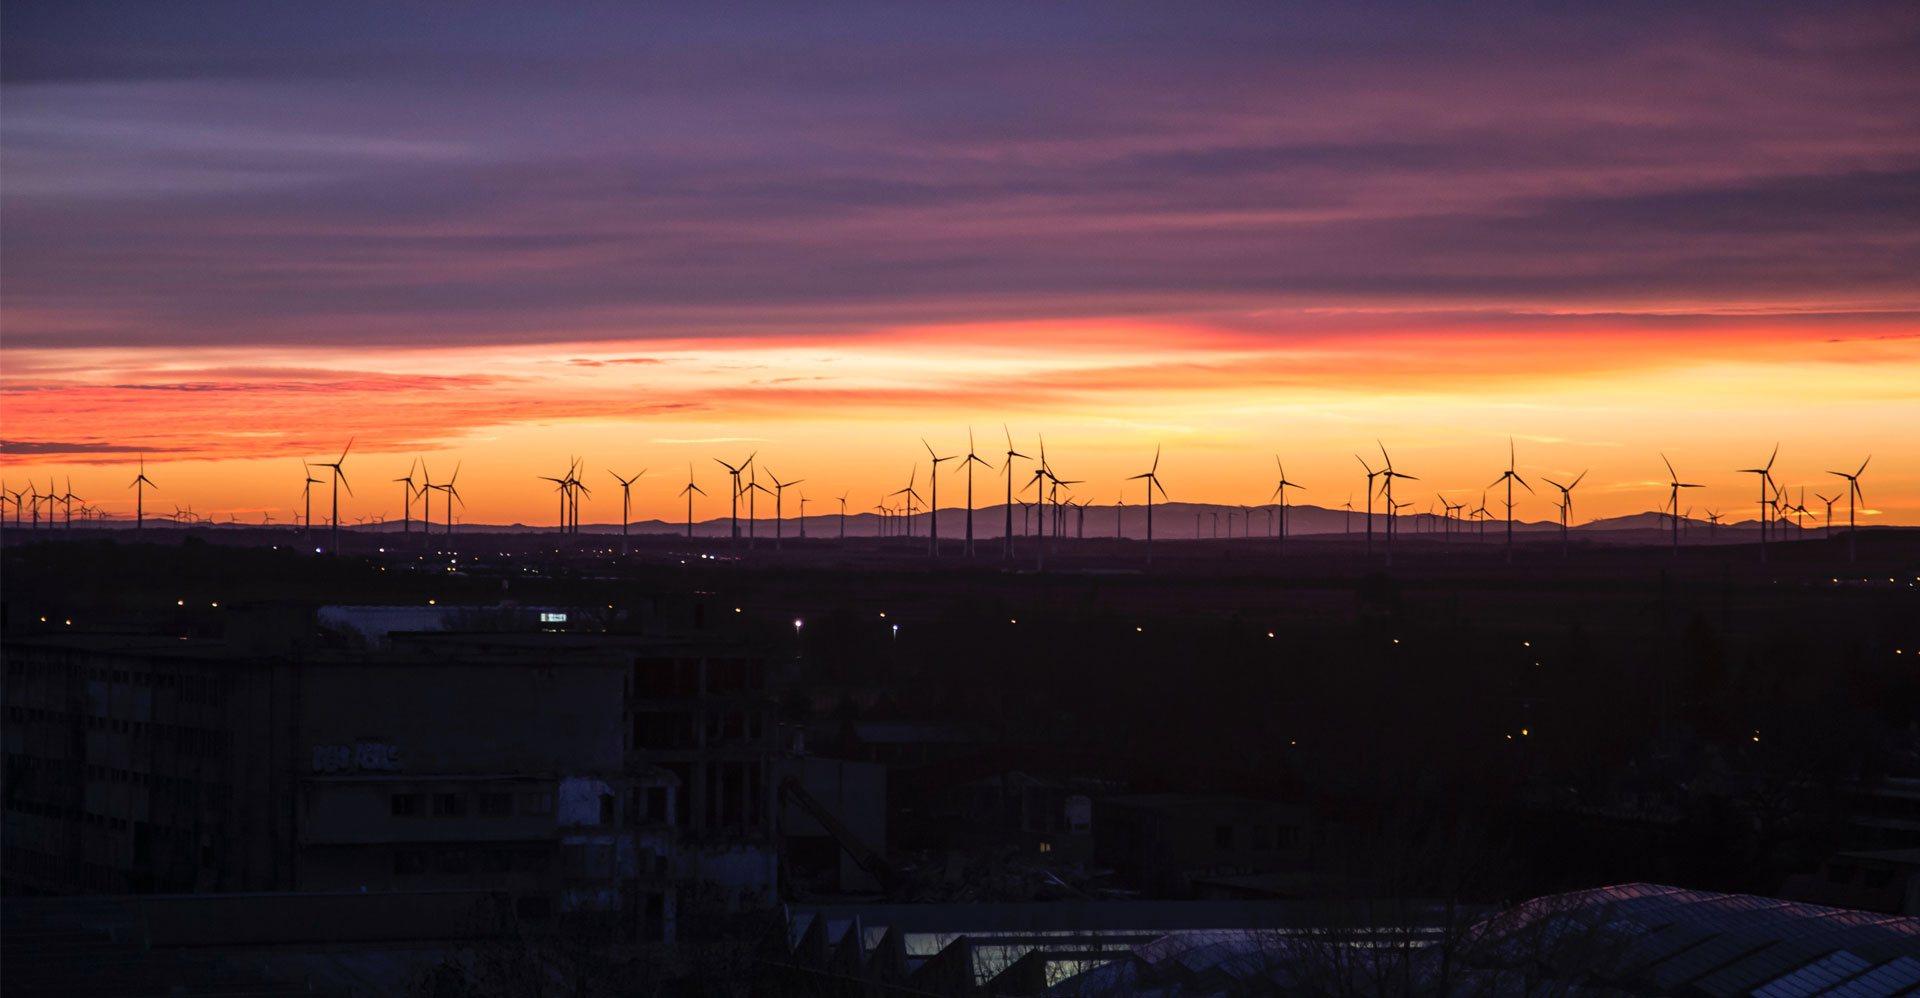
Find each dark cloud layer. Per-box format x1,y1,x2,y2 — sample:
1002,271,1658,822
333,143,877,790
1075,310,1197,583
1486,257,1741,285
3,2,1916,350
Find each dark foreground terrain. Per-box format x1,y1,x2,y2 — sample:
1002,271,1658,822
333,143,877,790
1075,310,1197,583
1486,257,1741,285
4,527,1917,995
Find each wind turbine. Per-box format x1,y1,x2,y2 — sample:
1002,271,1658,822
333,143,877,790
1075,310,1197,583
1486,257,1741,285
890,467,923,544
922,439,955,557
610,468,646,555
1355,455,1382,558
1814,491,1837,540
1377,443,1418,567
1270,457,1304,557
1658,455,1704,557
797,492,809,539
1737,444,1779,563
314,438,354,554
745,473,773,549
394,460,422,536
746,463,766,549
836,491,849,545
1487,438,1531,564
1541,470,1587,559
538,466,572,534
679,464,705,539
435,463,463,541
999,426,1030,560
1126,446,1169,565
765,468,801,551
300,462,323,542
59,477,80,532
129,455,156,531
1116,495,1126,539
960,429,993,557
1826,455,1869,563
1341,494,1354,535
1472,491,1490,542
1021,434,1059,551
1440,495,1466,543
417,461,435,543
1705,509,1721,542
713,453,753,546
560,459,582,535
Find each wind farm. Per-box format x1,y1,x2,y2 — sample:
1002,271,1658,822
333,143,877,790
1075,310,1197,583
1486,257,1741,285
9,432,1905,581
4,5,1918,989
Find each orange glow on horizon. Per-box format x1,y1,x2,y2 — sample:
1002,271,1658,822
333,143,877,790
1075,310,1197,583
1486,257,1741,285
3,311,1916,528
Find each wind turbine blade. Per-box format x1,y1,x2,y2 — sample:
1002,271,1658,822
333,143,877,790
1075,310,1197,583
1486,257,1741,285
1662,453,1678,481
1857,455,1871,476
1516,476,1532,493
1570,469,1587,489
339,437,354,463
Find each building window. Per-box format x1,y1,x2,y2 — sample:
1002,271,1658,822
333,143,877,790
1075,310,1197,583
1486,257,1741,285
436,849,471,875
522,792,555,816
1252,824,1274,851
599,793,615,827
391,793,424,817
433,793,468,817
478,793,514,818
1215,824,1235,851
646,786,668,823
1276,824,1300,849
393,850,426,876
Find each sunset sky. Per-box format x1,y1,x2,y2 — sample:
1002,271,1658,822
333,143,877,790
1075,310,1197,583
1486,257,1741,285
3,2,1915,527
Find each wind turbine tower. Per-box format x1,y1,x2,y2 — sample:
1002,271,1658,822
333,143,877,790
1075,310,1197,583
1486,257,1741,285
129,455,156,531
922,439,955,557
1736,444,1779,563
1355,456,1382,558
1000,426,1030,560
610,468,646,555
1270,457,1304,557
314,439,354,554
1826,456,1869,563
679,465,705,539
1541,470,1586,559
1487,438,1531,564
1125,446,1169,565
961,429,992,557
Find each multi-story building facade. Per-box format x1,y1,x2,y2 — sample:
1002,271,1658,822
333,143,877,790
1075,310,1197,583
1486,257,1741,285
2,611,782,944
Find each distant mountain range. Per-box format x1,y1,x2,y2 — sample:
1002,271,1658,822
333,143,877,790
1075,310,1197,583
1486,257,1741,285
82,502,1843,541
